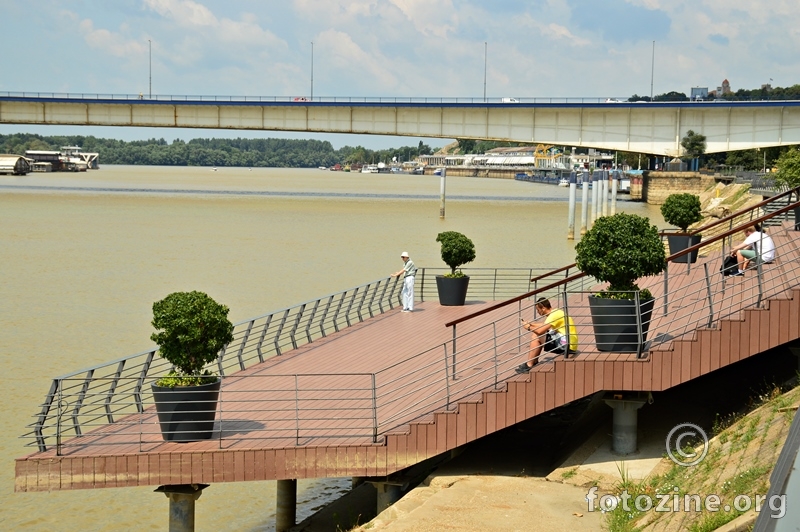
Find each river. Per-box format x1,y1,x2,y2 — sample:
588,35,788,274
0,166,664,531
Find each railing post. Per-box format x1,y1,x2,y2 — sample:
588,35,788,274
237,320,255,371
635,291,644,359
256,314,272,362
274,309,290,355
56,380,63,456
105,360,126,424
35,379,58,453
288,304,305,349
562,287,571,359
294,374,300,446
442,344,451,409
493,269,498,300
492,323,499,388
134,351,155,414
703,263,715,328
371,374,378,443
757,230,766,307
305,301,320,343
377,280,390,314
452,325,457,380
663,262,669,316
420,268,425,302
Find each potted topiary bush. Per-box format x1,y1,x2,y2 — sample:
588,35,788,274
575,213,666,352
435,231,476,306
661,193,703,263
150,291,234,442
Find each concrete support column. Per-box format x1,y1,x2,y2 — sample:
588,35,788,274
276,479,298,532
373,482,403,514
603,397,647,455
155,484,208,532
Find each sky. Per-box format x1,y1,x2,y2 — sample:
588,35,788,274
1,0,798,149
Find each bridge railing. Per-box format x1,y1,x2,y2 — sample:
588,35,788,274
4,91,800,105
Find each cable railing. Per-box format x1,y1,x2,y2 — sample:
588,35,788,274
23,268,559,452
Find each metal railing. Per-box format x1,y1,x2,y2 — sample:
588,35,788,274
3,92,800,106
23,196,800,454
23,268,562,452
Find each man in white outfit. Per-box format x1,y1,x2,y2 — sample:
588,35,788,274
392,251,417,312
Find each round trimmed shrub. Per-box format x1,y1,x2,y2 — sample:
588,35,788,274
575,213,666,298
435,231,476,277
150,291,234,387
660,193,702,232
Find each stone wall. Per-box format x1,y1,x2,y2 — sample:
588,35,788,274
643,171,717,205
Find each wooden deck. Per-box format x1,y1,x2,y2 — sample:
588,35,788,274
16,223,800,492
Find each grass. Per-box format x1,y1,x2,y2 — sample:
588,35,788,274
561,467,578,480
602,381,800,532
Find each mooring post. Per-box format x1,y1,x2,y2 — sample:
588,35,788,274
439,168,446,219
567,170,577,240
580,169,589,235
611,170,619,215
276,479,298,532
590,169,598,225
155,484,209,532
601,170,608,217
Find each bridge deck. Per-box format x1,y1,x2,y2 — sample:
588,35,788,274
16,223,800,491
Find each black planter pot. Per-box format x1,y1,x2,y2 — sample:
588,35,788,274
667,234,702,263
151,379,221,442
435,275,470,306
588,296,655,353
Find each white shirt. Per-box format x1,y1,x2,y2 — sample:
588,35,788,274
744,231,776,262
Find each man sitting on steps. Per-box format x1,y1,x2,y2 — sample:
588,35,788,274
517,297,578,373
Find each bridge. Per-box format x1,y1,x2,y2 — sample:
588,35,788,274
2,92,800,156
15,191,800,530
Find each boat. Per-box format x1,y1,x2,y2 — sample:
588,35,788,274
25,146,99,171
558,178,569,187
318,166,327,170
361,165,379,173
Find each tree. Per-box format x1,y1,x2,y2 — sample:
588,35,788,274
457,138,476,154
773,147,800,197
681,130,707,159
653,91,689,102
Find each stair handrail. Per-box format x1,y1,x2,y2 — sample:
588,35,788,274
445,193,800,329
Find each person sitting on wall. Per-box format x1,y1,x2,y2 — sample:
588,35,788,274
729,224,776,276
516,297,578,373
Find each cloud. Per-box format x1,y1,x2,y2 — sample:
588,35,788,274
143,0,217,27
78,18,147,58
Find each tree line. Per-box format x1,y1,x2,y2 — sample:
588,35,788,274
0,133,435,168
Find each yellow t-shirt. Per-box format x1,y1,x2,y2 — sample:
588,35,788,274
545,309,578,351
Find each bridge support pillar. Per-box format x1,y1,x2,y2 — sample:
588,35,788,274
788,347,800,370
371,482,404,514
603,396,647,455
155,483,208,532
276,479,298,532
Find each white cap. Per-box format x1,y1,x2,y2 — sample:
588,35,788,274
400,251,409,257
